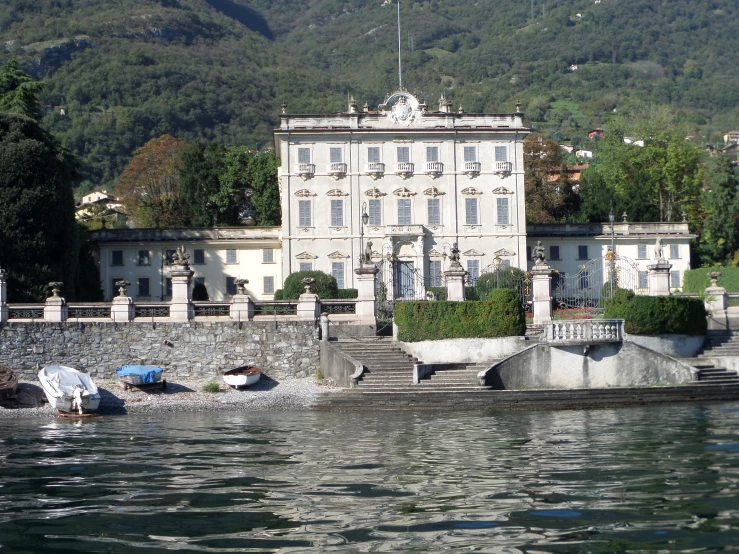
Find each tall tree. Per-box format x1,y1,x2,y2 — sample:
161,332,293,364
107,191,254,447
0,59,44,121
179,142,226,227
524,135,578,223
699,156,739,265
0,113,78,301
116,134,189,228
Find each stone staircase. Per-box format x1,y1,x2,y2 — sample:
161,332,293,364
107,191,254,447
685,330,739,386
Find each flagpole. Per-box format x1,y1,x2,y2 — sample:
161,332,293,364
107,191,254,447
397,1,402,89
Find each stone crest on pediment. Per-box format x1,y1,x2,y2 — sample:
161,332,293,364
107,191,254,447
295,251,318,260
492,187,513,194
365,187,386,198
294,189,315,197
326,188,348,197
423,186,444,197
461,187,482,195
462,249,484,257
393,187,416,198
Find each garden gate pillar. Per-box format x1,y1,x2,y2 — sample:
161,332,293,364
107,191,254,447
111,280,135,322
444,266,467,301
531,265,553,325
44,282,68,322
297,278,320,321
647,261,671,296
0,268,7,323
230,279,254,322
354,262,379,324
168,246,194,322
705,272,728,330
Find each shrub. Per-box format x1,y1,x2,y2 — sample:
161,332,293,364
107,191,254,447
394,288,526,342
426,286,447,301
192,282,209,301
475,267,526,299
683,266,739,293
280,271,338,300
605,294,706,335
202,381,221,393
336,288,358,299
274,289,284,300
464,286,479,300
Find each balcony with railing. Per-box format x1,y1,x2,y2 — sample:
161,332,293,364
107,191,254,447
544,319,623,345
296,163,315,179
494,161,513,174
424,161,443,176
394,162,414,178
462,161,481,175
327,162,347,178
364,162,385,178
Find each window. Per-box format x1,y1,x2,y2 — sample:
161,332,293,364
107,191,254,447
263,248,274,263
397,146,410,163
463,146,477,162
426,146,439,162
427,198,441,225
578,245,588,260
111,250,124,266
193,249,205,264
429,260,442,287
495,146,507,162
165,249,176,265
670,270,680,288
367,146,381,163
496,197,509,225
298,199,312,227
638,270,648,289
297,147,311,164
137,278,150,297
637,244,647,259
299,262,313,272
264,276,275,294
226,277,237,295
194,277,205,287
465,198,478,225
331,262,345,289
368,199,381,225
467,260,480,285
550,245,560,260
330,199,344,227
579,270,589,290
164,278,172,298
398,198,412,225
526,246,532,261
226,249,237,264
670,244,680,259
329,147,342,163
137,250,150,266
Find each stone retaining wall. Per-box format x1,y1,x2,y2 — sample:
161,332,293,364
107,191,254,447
0,321,320,381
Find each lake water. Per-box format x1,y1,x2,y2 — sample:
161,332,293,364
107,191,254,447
1,403,738,552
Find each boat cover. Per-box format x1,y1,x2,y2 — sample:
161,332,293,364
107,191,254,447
116,365,163,384
40,365,98,397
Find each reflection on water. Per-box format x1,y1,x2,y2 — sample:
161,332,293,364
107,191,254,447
1,403,738,551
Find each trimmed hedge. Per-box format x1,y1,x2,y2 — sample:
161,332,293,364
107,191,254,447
336,288,358,299
683,266,739,293
604,292,707,335
394,288,526,342
275,283,357,300
277,270,338,300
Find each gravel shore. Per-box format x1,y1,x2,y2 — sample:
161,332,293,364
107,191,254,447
0,377,342,419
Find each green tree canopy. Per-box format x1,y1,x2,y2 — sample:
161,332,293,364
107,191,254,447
0,59,44,121
698,156,739,265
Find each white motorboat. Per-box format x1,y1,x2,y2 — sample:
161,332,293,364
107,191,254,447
38,365,101,413
223,366,261,389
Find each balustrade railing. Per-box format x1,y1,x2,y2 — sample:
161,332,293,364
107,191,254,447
134,303,171,318
365,162,385,177
545,319,623,344
193,302,231,317
494,161,513,173
321,300,357,315
327,162,347,176
394,162,414,176
253,301,298,316
424,161,443,175
462,161,481,174
67,304,112,319
7,304,44,320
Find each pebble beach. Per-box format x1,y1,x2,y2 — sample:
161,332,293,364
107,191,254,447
0,377,342,418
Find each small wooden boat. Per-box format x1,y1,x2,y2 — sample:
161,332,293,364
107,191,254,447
116,365,165,390
0,364,18,400
223,366,261,388
38,365,100,413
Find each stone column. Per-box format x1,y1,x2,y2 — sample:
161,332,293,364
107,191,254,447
647,260,672,296
320,312,330,342
230,278,254,322
531,264,554,325
444,265,467,302
705,272,728,330
354,262,379,323
168,246,194,322
111,280,135,322
0,268,7,323
44,282,68,322
297,278,320,321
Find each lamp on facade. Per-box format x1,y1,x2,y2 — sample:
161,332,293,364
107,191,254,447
360,202,369,264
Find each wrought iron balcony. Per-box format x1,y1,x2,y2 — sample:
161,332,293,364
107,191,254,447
327,162,347,178
494,161,513,174
424,161,443,176
365,162,385,178
462,161,481,175
296,163,315,179
394,162,414,178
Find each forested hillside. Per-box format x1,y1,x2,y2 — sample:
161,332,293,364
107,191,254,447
1,0,737,189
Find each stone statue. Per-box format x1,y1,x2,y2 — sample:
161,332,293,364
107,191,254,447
171,245,190,267
363,241,373,264
115,280,130,297
655,237,664,260
533,241,546,266
48,282,63,298
449,242,461,266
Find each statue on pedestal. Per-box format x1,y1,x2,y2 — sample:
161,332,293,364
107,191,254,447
449,242,461,267
171,245,191,267
655,237,664,261
533,241,547,266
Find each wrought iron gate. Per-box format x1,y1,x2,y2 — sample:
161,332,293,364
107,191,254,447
478,263,532,312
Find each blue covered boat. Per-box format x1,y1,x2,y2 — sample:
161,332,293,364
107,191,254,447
116,365,165,390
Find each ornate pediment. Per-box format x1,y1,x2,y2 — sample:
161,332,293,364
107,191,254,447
295,251,318,260
327,251,349,259
428,248,443,258
326,188,348,197
461,187,482,195
365,187,386,198
494,248,515,257
423,186,444,197
462,249,484,257
294,189,315,197
393,187,416,198
492,187,513,194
